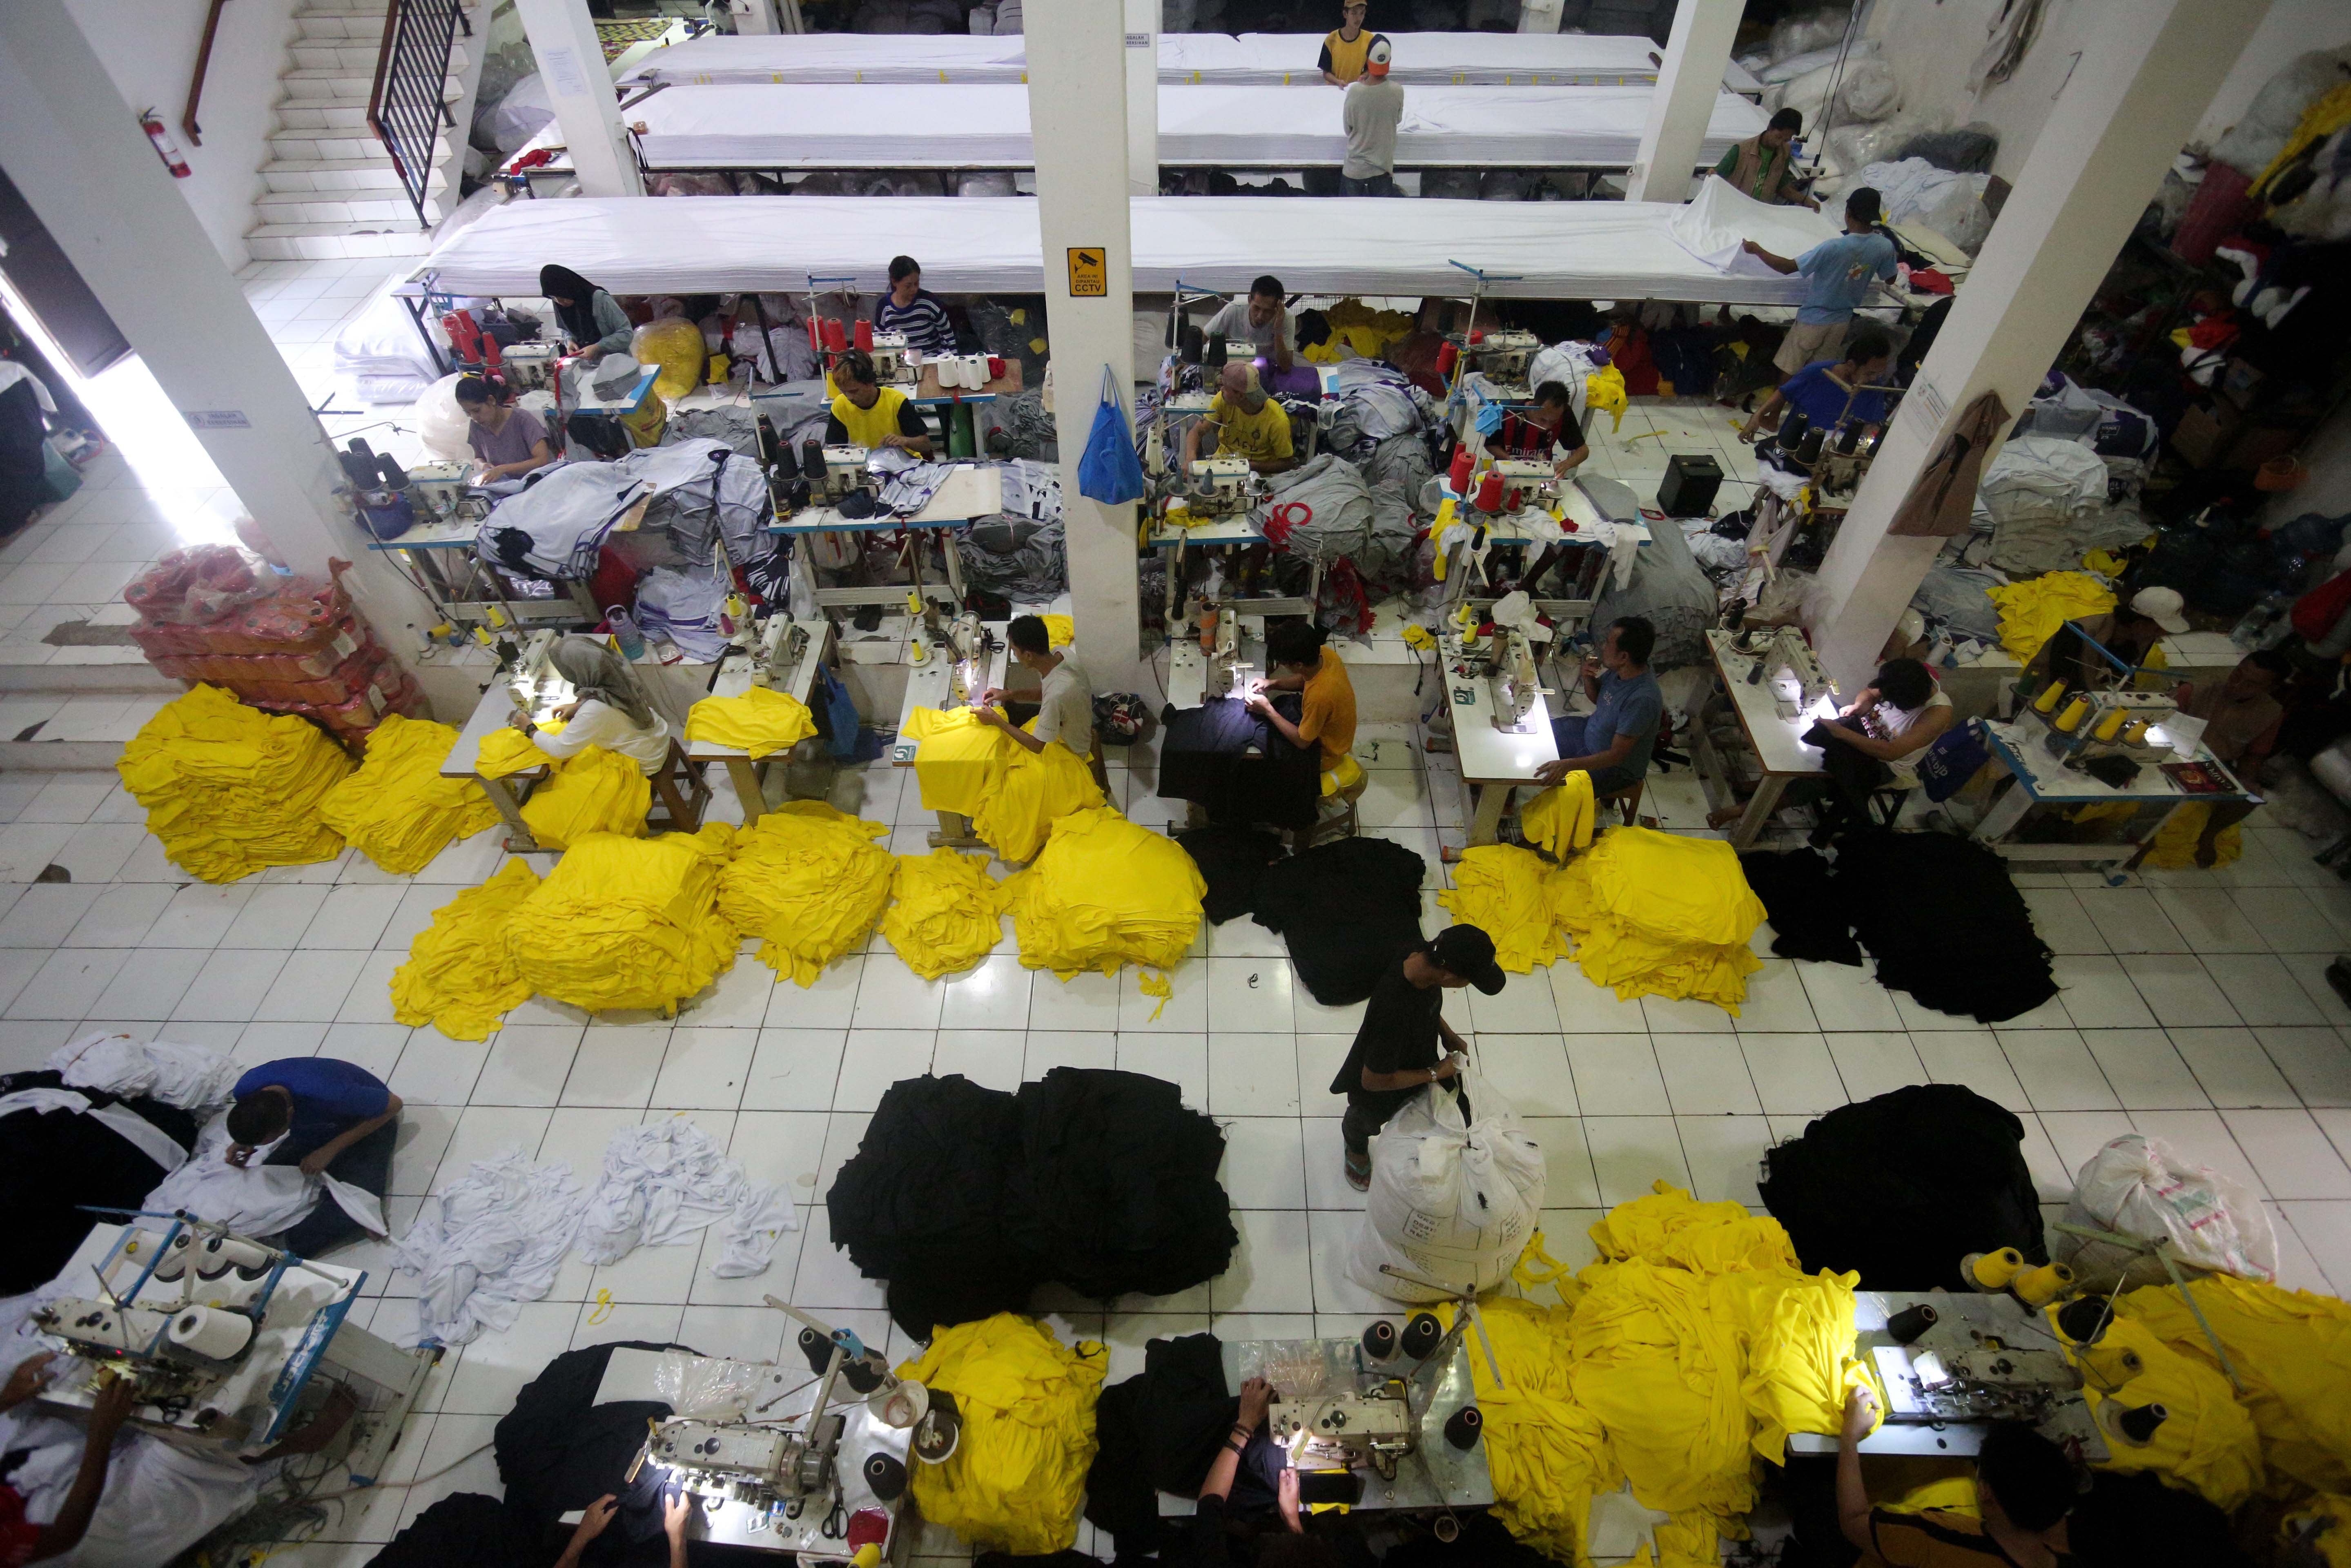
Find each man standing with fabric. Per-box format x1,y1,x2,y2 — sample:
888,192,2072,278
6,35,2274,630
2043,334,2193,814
1714,108,1817,208
1534,616,1662,797
1330,926,1504,1190
223,1058,403,1257
1319,0,1386,86
1341,39,1404,197
1741,187,1898,381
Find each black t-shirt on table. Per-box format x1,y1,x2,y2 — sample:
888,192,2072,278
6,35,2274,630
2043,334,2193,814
1330,962,1446,1121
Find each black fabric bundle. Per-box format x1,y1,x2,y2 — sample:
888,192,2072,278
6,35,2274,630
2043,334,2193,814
831,1069,1237,1339
1157,695,1321,829
1085,1332,1236,1556
2069,1470,2251,1568
1252,835,1427,1004
363,1493,541,1568
0,1070,197,1296
1836,831,2057,1024
1174,826,1288,924
493,1339,690,1541
1737,848,1861,966
1758,1085,2046,1290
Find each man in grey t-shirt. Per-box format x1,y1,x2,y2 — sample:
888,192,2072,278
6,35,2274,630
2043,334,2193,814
979,614,1103,783
1342,39,1403,196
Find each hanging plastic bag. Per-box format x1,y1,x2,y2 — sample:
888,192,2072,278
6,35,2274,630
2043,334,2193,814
1076,365,1144,506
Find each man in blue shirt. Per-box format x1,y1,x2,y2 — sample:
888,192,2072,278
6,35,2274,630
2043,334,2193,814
225,1058,402,1256
1534,615,1662,796
1743,187,1898,379
1738,324,1894,447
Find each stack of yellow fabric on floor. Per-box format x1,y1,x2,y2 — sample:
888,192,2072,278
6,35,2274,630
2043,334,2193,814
1553,828,1765,1014
476,726,554,778
502,825,737,1013
1442,1293,1613,1560
116,684,353,883
716,802,894,985
684,686,818,759
884,849,1009,978
894,1314,1106,1556
1001,806,1204,978
2059,1312,2262,1509
389,860,542,1040
1439,845,1575,973
315,713,499,875
1520,771,1596,859
903,704,1105,862
1986,571,2116,660
520,748,649,849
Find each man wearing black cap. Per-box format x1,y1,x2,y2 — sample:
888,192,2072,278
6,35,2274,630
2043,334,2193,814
1330,925,1504,1191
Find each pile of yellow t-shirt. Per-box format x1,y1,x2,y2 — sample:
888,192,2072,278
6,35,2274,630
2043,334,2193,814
316,713,499,875
895,1314,1106,1556
1002,806,1203,978
715,802,894,986
2057,1312,2262,1510
883,849,1009,978
1986,570,2116,660
1553,828,1765,1014
684,686,818,760
903,705,1103,862
1438,845,1575,973
1519,771,1596,860
1442,1293,1612,1561
116,684,352,883
520,748,649,849
389,860,542,1040
501,825,738,1013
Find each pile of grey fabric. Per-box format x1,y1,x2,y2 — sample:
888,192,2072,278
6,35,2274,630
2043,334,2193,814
1977,434,2142,577
1909,564,2005,647
477,463,653,580
662,404,760,458
1258,453,1373,570
1321,360,1430,457
983,386,1057,459
959,462,1067,601
619,438,770,568
1591,505,1719,670
634,564,733,662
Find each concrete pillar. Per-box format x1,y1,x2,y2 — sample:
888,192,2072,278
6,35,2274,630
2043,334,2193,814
1622,0,1740,204
727,0,781,35
1808,0,2272,690
1125,0,1160,198
0,0,433,651
514,0,646,198
1518,0,1566,33
1027,0,1143,688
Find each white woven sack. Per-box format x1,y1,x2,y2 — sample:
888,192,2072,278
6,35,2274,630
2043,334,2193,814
1348,1071,1545,1303
2057,1133,2276,1291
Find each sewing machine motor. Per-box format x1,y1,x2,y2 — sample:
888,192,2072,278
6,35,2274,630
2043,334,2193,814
1186,455,1257,517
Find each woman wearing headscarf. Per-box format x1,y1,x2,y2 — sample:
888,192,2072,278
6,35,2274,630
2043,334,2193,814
510,635,672,774
539,265,633,362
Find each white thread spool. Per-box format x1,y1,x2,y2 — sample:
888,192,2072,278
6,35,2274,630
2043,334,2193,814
192,1236,271,1279
152,1232,196,1281
168,1306,254,1362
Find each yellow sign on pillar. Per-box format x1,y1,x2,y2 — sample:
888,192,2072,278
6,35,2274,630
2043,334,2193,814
1066,247,1107,297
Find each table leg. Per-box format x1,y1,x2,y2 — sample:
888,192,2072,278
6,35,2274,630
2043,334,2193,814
723,757,767,826
1731,773,1786,851
948,403,978,458
1469,781,1510,847
473,776,541,853
1973,780,2036,843
928,809,986,850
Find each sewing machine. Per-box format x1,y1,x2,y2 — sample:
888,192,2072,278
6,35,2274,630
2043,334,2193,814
1733,625,1834,722
1487,625,1545,733
1206,603,1246,699
502,628,567,722
816,445,875,505
30,1217,432,1476
867,331,914,387
1467,330,1541,399
407,461,484,523
501,343,560,392
2028,687,2182,770
1184,455,1258,517
1486,457,1560,513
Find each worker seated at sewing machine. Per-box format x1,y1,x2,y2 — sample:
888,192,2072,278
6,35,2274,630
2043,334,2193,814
1736,324,1895,450
1533,616,1661,798
2018,587,2184,695
827,348,933,458
456,375,556,485
1195,1375,1369,1567
225,1055,403,1257
0,1354,136,1564
978,614,1113,791
1511,381,1598,597
559,1490,692,1568
1246,620,1360,800
1205,275,1320,398
509,635,674,777
1183,364,1299,477
1835,1390,2079,1568
1802,656,1954,840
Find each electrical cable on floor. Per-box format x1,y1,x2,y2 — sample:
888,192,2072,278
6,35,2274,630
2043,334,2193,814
305,1438,499,1502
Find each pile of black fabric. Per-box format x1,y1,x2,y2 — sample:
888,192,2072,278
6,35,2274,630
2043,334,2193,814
1836,831,2057,1024
831,1068,1237,1339
1086,1333,1237,1556
1737,848,1861,966
1252,835,1427,1005
1157,695,1321,829
1175,826,1288,925
494,1339,692,1556
362,1493,542,1568
0,1070,198,1296
1758,1085,2046,1290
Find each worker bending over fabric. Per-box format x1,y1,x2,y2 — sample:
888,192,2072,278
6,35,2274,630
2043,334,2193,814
1330,926,1504,1190
559,1490,693,1568
456,376,555,483
1715,107,1816,208
1319,0,1386,85
827,348,933,457
874,255,958,358
1838,1388,2077,1566
513,636,675,775
1738,325,1894,445
1193,1376,1365,1565
0,1356,136,1564
1741,188,1897,381
540,265,633,363
1183,363,1298,477
1340,40,1403,197
1534,616,1661,797
1815,656,1954,784
224,1057,403,1256
1247,620,1359,798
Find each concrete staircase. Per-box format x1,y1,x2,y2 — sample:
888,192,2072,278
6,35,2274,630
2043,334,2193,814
246,0,488,262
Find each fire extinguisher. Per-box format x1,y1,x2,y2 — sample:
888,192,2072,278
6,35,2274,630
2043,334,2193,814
140,110,192,179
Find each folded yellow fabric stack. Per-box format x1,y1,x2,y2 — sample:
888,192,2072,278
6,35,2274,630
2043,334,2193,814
903,704,1103,861
501,826,738,1013
1986,570,2116,660
1441,1294,1613,1561
1438,845,1575,973
684,686,818,760
1519,770,1596,859
883,849,1009,978
519,748,650,849
895,1314,1106,1556
716,802,894,985
476,726,556,778
2059,1313,2262,1509
1553,828,1765,1014
316,713,499,875
116,684,353,883
1001,806,1203,978
389,860,543,1040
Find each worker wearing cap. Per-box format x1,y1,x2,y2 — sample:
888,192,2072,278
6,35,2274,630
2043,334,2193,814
1341,40,1405,197
1320,0,1388,86
1330,926,1504,1191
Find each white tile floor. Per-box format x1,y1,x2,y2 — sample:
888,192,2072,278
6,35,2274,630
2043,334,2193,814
15,258,2351,1561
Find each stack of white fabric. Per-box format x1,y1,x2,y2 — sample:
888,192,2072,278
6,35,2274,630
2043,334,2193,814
577,1120,796,1278
144,1117,388,1242
49,1031,239,1110
394,1152,587,1346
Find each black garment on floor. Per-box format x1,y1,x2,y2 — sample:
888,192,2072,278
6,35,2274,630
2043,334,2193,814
1158,695,1321,829
363,1492,542,1568
1837,830,2057,1024
827,1072,1042,1340
1758,1084,2046,1290
0,376,47,538
1007,1068,1237,1301
0,1069,197,1296
1252,835,1427,1005
1175,826,1289,924
1086,1332,1236,1555
2070,1470,2250,1568
494,1339,693,1544
1738,848,1863,966
1380,1510,1556,1567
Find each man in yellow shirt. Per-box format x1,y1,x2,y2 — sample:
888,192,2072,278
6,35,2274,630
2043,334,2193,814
1320,0,1386,86
825,348,932,455
1181,363,1297,475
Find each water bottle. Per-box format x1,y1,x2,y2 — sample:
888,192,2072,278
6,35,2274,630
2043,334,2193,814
608,607,646,661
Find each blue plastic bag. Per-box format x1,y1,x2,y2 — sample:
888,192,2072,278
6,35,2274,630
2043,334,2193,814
1076,365,1145,506
1916,717,1991,802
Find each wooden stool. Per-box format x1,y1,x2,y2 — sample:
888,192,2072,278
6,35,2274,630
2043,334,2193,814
1297,756,1370,849
646,738,713,833
1597,779,1646,828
